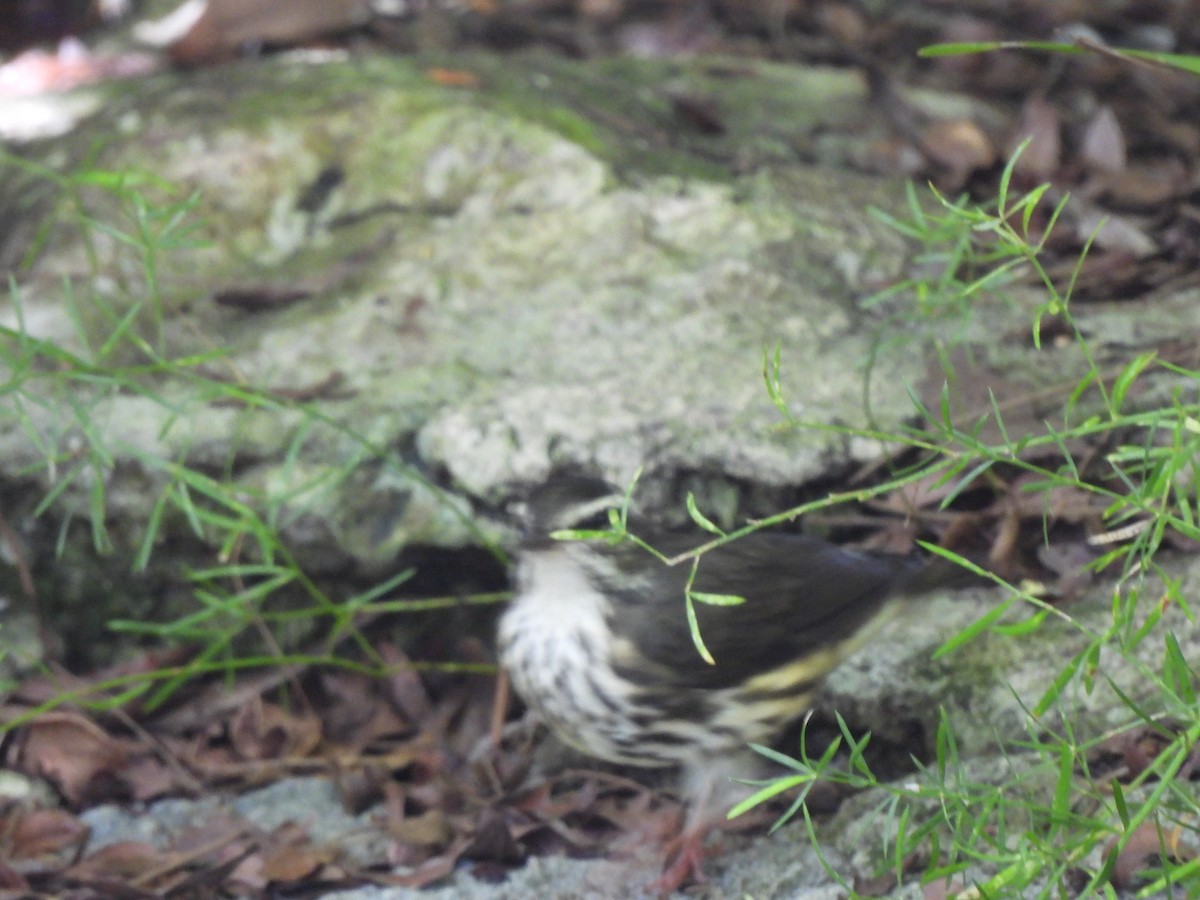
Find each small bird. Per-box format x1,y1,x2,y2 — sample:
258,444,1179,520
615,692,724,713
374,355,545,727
497,474,964,890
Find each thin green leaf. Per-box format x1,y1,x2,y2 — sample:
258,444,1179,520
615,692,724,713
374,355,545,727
684,558,716,664
1111,352,1158,414
933,596,1016,658
686,492,726,536
727,775,807,819
689,590,746,607
684,590,715,665
918,40,1084,58
992,609,1048,637
1111,780,1130,829
1051,741,1074,827
1163,632,1196,705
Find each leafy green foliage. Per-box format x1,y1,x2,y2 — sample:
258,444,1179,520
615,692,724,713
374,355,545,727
736,144,1200,895
920,40,1200,78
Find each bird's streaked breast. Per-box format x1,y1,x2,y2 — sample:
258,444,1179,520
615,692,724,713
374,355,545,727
500,546,679,766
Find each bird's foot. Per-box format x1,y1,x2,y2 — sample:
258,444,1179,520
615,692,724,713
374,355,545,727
650,829,719,896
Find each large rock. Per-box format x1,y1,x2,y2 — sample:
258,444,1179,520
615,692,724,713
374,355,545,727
0,54,955,621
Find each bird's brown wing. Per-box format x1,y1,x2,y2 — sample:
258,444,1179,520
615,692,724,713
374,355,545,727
608,533,922,690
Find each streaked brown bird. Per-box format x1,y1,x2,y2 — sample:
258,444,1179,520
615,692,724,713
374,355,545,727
498,474,965,890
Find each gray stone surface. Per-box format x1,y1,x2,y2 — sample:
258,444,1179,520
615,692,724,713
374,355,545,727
3,52,1194,578
0,53,959,643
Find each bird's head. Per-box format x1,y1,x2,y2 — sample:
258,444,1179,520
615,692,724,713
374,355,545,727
513,474,627,539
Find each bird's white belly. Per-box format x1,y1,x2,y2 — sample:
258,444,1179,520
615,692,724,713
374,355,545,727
499,547,671,766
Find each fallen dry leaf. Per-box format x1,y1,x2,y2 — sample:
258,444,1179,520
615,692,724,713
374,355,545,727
388,808,455,848
5,807,88,860
1107,820,1199,889
1081,105,1126,174
919,119,996,187
9,712,134,806
259,842,338,883
64,840,164,881
228,698,322,762
1009,96,1061,181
